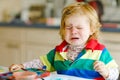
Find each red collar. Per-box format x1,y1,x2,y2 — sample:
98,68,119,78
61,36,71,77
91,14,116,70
56,39,105,52
85,39,105,50
56,40,68,52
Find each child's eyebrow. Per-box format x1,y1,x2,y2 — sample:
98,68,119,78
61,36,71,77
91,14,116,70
65,23,73,26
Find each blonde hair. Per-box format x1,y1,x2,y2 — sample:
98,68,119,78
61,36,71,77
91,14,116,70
59,2,101,40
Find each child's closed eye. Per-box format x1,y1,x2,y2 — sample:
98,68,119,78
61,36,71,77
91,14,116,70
65,26,72,29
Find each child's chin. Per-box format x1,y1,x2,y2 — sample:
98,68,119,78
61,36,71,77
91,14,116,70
70,42,80,46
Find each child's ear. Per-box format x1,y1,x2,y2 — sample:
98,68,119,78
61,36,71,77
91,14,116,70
90,31,93,35
90,27,94,35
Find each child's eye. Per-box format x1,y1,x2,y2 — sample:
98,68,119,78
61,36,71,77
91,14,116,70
65,26,72,29
77,27,82,29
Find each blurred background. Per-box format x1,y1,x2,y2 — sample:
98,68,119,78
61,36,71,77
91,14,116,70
0,0,120,70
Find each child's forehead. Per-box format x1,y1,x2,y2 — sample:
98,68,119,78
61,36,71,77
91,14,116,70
64,14,90,26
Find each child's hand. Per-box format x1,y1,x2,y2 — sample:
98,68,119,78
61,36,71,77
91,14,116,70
94,61,109,79
9,64,24,72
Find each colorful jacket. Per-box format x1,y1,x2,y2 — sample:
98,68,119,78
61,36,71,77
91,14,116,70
40,39,118,80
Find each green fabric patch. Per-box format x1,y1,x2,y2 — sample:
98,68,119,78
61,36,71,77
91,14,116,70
54,59,95,71
70,59,95,70
47,49,55,65
99,48,113,64
54,60,72,70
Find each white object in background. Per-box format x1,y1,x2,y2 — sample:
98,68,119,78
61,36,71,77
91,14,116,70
45,2,53,18
21,9,29,22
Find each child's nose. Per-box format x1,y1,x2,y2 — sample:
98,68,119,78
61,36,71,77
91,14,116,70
71,27,77,34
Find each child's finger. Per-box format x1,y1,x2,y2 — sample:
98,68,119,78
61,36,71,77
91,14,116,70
9,64,21,72
94,61,105,70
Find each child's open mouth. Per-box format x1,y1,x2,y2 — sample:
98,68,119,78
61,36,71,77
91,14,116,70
71,37,79,40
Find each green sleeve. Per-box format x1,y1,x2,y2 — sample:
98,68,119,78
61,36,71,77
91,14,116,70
40,49,55,71
99,48,118,68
